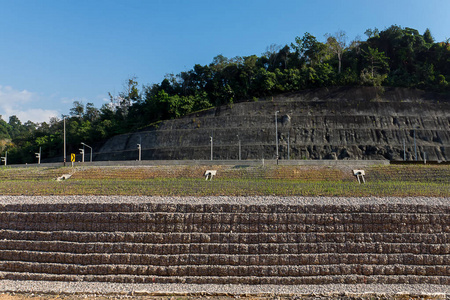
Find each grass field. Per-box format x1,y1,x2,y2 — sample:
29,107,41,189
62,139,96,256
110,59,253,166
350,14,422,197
0,164,448,197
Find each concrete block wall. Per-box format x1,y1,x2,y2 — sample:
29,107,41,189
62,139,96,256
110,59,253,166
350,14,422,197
0,198,448,284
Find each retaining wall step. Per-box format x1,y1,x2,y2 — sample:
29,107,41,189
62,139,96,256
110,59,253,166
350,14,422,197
1,212,448,233
1,261,449,277
1,252,449,267
1,241,449,256
1,230,448,244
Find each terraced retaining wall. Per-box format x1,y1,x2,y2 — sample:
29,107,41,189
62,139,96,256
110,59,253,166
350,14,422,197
0,196,448,285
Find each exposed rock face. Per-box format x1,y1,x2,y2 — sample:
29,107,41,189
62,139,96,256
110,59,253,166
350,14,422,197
97,87,450,161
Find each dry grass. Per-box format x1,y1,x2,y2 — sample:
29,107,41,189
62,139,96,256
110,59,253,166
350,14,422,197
0,164,447,197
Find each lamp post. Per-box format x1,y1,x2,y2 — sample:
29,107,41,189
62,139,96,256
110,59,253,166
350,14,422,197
275,111,279,161
79,148,85,163
210,136,213,161
35,147,41,164
137,135,142,162
81,142,92,162
237,135,241,161
137,144,141,161
63,116,66,166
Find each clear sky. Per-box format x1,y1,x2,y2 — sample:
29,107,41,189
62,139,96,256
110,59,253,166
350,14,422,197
0,0,449,123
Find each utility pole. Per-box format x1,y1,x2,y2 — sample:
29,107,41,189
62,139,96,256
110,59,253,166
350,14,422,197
275,111,279,162
137,144,141,161
237,135,241,161
210,136,213,161
63,116,66,166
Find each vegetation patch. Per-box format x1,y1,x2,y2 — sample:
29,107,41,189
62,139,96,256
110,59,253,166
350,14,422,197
0,164,447,197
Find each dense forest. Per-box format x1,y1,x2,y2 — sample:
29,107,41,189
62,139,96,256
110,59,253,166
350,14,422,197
1,25,449,164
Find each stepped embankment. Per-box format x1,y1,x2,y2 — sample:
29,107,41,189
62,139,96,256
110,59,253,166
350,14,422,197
0,196,448,296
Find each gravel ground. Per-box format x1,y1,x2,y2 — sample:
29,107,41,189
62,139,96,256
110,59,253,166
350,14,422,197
0,195,448,296
0,281,449,297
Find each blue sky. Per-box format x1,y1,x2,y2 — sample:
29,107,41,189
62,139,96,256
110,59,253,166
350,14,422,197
0,0,448,123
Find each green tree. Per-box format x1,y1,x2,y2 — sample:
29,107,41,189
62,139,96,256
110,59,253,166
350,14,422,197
7,115,22,139
251,68,276,96
423,28,434,45
291,32,327,66
0,118,11,140
361,47,389,77
360,46,389,86
364,27,379,39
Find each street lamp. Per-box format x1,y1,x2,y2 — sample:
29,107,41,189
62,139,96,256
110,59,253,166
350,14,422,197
210,136,213,161
275,111,279,161
63,116,66,166
137,144,141,161
35,147,41,164
79,148,85,163
81,142,92,162
237,134,241,161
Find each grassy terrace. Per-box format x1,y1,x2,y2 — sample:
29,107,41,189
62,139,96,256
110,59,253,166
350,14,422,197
0,164,448,197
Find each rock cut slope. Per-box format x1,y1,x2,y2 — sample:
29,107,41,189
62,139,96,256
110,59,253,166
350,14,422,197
97,87,450,161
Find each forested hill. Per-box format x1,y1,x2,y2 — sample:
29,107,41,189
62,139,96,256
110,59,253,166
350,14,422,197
1,25,450,164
